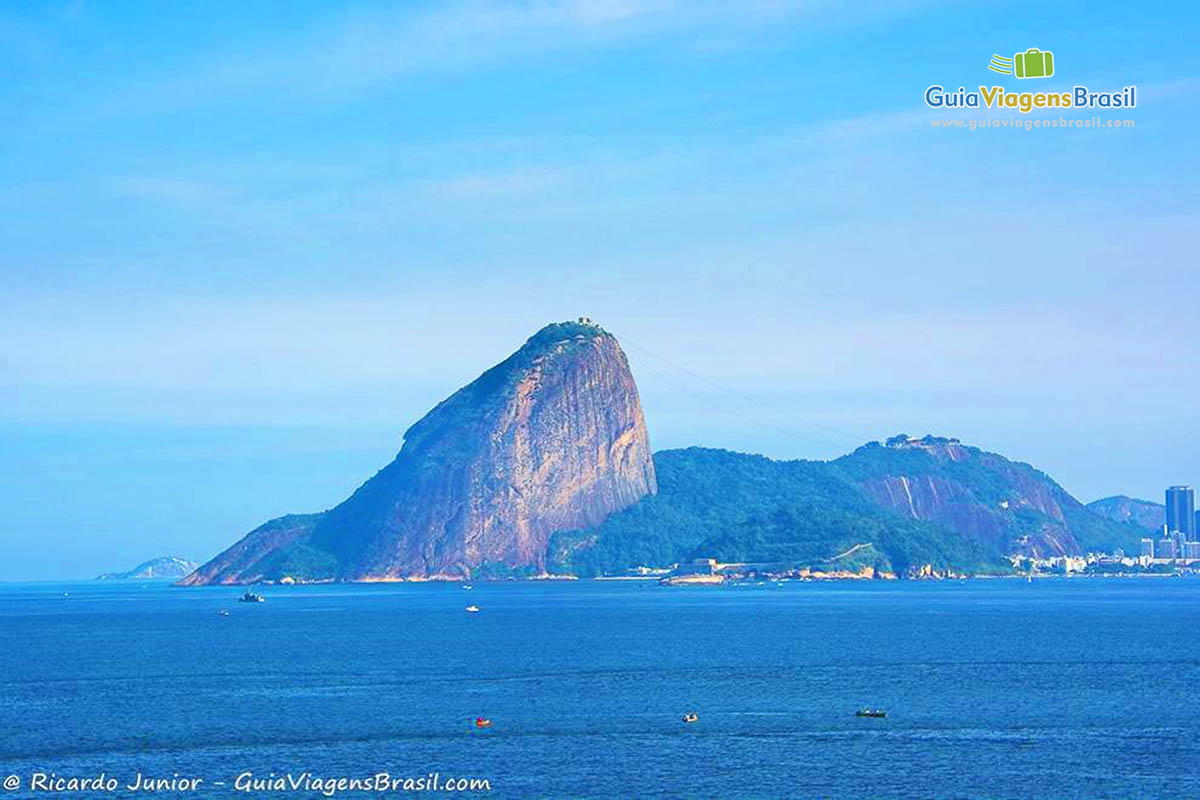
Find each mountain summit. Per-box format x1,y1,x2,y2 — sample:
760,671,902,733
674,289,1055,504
1086,495,1165,533
181,320,656,584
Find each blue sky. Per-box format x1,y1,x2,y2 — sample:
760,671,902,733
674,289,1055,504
2,1,1198,579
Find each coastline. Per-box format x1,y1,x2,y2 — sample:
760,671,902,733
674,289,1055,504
163,569,1194,588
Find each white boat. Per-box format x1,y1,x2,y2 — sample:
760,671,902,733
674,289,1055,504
465,605,481,613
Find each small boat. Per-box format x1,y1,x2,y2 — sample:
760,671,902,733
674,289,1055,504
465,605,480,613
218,609,230,617
682,712,699,724
462,584,473,590
238,591,265,603
855,709,887,718
474,717,492,728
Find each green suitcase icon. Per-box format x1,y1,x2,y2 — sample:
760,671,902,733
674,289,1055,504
1014,48,1054,79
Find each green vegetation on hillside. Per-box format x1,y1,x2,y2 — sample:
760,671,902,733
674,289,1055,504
549,447,1006,577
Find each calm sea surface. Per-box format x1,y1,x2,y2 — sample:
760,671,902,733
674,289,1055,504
0,578,1197,799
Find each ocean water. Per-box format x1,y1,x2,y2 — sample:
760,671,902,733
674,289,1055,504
0,578,1198,799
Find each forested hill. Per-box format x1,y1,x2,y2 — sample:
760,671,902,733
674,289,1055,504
552,437,1143,577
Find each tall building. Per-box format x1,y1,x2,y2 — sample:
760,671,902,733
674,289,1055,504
1157,537,1178,559
1166,486,1196,536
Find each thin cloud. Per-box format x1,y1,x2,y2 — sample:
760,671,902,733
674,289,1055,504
89,0,941,117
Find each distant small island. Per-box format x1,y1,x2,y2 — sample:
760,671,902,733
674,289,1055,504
96,556,198,581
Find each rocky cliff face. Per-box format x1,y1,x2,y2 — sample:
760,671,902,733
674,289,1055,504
180,321,656,584
836,435,1130,558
